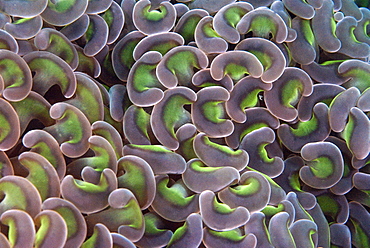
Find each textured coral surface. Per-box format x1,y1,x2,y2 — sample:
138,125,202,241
0,0,369,247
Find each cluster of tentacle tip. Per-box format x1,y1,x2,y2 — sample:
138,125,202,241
0,0,369,247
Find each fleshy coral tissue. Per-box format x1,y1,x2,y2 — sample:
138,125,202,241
0,0,369,247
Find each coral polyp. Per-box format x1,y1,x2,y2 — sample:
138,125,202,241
0,0,369,247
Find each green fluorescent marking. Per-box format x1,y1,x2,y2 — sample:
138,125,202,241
364,157,370,166
179,137,197,161
239,123,268,141
330,17,338,38
13,17,32,25
33,142,58,169
143,5,167,21
363,19,370,34
23,158,49,201
224,7,247,28
209,229,245,242
57,109,83,144
121,40,140,69
343,163,350,177
48,33,74,64
202,135,242,156
247,166,286,195
103,52,116,76
0,113,11,142
104,107,124,139
264,216,272,243
81,227,98,248
249,15,277,39
290,114,318,137
350,219,370,248
166,51,199,84
258,143,274,163
34,216,50,247
1,182,27,210
74,173,109,193
123,198,143,229
267,174,282,189
203,22,220,38
93,130,120,160
320,98,333,106
48,0,77,13
308,229,316,247
250,50,272,70
5,218,16,247
158,178,194,207
230,177,260,196
224,63,248,81
0,43,9,50
256,167,281,189
163,95,192,138
102,9,113,27
75,83,101,123
309,156,334,179
168,221,188,245
133,64,158,92
129,144,170,153
55,207,77,238
179,16,202,42
363,189,370,195
197,82,220,87
11,95,51,125
118,161,146,204
85,21,94,42
77,50,94,72
190,160,219,172
342,113,354,147
214,197,234,214
29,58,69,93
329,89,343,110
202,101,226,124
239,88,263,110
342,68,370,92
281,79,303,108
0,59,25,88
320,60,345,66
151,41,177,56
261,203,284,216
144,214,167,235
134,107,150,140
317,195,339,217
89,144,110,171
301,19,315,46
350,27,362,43
289,173,302,191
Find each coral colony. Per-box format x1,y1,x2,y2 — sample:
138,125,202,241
0,0,369,247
